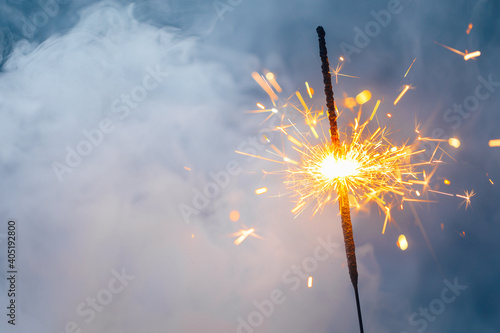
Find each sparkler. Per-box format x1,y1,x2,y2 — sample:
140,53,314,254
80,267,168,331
316,25,364,333
237,23,477,327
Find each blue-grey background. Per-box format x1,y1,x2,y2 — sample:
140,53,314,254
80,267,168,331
0,0,499,332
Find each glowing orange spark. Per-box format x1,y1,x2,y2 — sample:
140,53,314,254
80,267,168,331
266,72,283,93
252,72,278,104
291,201,306,214
296,91,310,113
394,85,410,105
307,276,313,288
184,166,191,171
294,91,320,139
404,58,416,77
235,150,286,164
397,234,408,250
370,100,381,121
448,138,461,148
466,23,473,34
233,228,253,245
434,41,481,61
382,206,391,234
255,187,268,195
305,82,314,98
283,156,299,165
464,51,481,61
428,189,454,197
288,135,303,147
418,137,460,149
434,41,465,56
356,90,372,105
488,139,500,147
330,57,359,84
457,190,475,210
231,228,263,245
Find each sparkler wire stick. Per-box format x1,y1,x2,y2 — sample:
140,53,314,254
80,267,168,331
316,26,364,333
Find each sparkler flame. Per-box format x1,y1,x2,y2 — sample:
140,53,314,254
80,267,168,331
319,154,360,180
243,55,474,236
285,116,422,218
242,73,474,232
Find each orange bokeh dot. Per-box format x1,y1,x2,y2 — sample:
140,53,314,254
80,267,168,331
229,210,240,222
355,90,372,105
343,97,357,109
